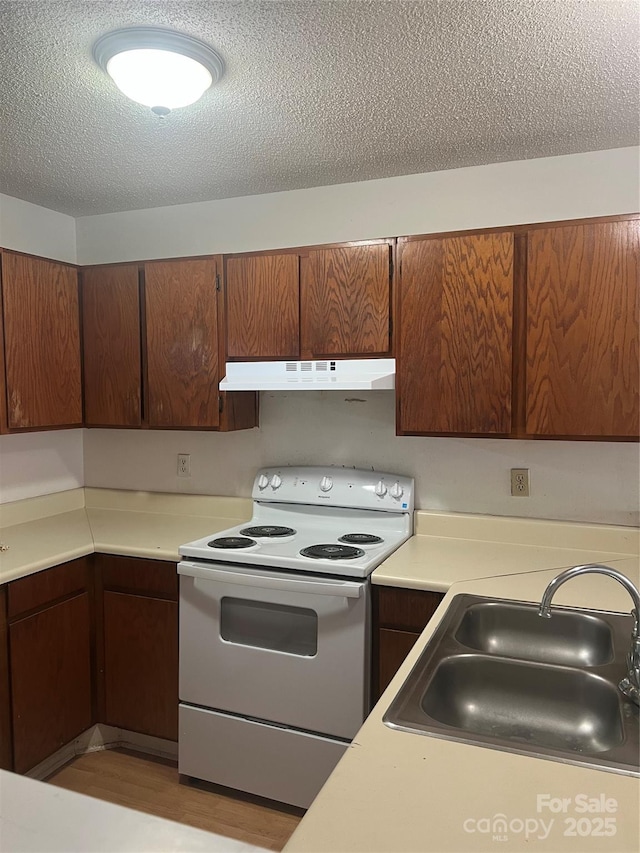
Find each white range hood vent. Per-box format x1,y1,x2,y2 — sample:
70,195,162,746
220,358,395,391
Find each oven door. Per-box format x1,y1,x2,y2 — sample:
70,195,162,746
178,560,370,740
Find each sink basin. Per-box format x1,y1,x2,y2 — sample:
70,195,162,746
421,655,623,754
455,601,614,666
383,594,639,776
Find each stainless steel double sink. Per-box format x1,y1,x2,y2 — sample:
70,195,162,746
383,595,640,776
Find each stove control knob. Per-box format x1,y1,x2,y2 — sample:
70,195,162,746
257,474,269,490
375,480,387,497
270,474,283,490
390,481,404,500
319,475,333,492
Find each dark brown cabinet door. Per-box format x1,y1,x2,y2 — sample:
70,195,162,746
103,591,178,741
145,258,220,428
397,232,513,434
10,592,92,773
226,254,300,359
301,243,392,357
526,220,639,438
373,586,444,702
96,555,178,742
2,251,82,429
0,587,11,770
82,265,142,426
0,251,7,433
378,628,420,697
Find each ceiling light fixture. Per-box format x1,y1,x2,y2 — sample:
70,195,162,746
93,27,224,115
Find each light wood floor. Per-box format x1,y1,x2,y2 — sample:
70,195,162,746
46,748,303,851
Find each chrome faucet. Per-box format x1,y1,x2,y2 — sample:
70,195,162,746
539,564,640,706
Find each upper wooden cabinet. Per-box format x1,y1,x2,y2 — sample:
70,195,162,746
82,264,142,427
224,241,393,360
300,244,391,357
397,231,514,435
81,258,256,431
525,219,639,438
1,251,82,429
226,254,300,359
0,252,7,434
145,258,221,429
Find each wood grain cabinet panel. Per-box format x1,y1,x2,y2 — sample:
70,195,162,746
145,259,220,429
98,554,177,600
1,251,82,429
373,586,444,701
378,628,420,697
397,233,514,434
376,586,444,632
526,220,639,438
10,592,92,773
0,587,11,770
225,254,300,359
82,265,142,426
301,244,391,357
8,557,89,620
0,251,7,433
103,591,178,741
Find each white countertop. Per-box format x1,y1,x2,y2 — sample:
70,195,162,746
0,770,268,853
0,488,252,584
285,557,640,853
373,509,639,590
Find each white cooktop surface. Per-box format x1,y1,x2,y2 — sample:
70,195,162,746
179,503,412,579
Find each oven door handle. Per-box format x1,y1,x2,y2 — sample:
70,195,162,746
178,563,363,598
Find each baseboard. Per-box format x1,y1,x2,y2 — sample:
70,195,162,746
27,724,178,781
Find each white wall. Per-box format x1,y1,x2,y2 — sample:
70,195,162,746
0,430,84,504
0,193,76,263
75,147,640,264
0,194,82,503
84,393,640,527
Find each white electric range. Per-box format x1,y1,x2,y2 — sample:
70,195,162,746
177,466,414,809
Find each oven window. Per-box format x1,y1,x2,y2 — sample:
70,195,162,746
220,597,318,656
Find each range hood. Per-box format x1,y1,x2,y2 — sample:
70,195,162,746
220,359,395,391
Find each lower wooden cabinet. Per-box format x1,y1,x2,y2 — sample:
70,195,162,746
0,554,179,776
97,555,178,741
378,628,421,696
7,559,92,773
373,585,444,701
0,587,12,770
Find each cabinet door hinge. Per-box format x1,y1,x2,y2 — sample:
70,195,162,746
215,273,221,291
219,395,224,413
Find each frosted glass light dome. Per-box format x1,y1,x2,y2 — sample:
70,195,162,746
93,27,224,114
106,49,212,110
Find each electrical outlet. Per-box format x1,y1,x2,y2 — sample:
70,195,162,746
510,468,530,497
177,453,191,478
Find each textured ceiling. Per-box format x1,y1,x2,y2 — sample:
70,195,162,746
0,0,638,217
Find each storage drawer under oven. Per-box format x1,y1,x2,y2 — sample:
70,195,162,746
179,703,347,809
178,561,370,739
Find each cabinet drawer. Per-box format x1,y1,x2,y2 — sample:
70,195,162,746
8,558,89,621
98,554,178,600
376,586,444,632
